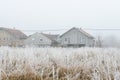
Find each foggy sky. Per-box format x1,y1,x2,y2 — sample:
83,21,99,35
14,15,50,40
0,0,120,37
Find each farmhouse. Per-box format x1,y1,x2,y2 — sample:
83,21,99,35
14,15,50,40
60,27,94,47
24,32,59,47
0,27,27,46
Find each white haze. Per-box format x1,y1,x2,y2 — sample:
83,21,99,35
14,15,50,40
0,0,120,39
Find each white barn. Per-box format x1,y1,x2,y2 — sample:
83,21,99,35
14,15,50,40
60,27,94,47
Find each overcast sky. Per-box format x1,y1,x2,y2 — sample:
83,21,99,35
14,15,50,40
0,0,120,37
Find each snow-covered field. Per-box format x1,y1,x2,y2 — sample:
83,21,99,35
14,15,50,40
0,47,120,80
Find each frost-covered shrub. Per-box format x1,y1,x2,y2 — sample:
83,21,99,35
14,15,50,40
0,47,120,80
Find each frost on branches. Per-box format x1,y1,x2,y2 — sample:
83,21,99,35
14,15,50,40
0,47,120,80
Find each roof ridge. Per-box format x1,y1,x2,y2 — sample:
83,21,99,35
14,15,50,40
60,27,94,38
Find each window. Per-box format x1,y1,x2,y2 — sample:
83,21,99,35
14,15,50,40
40,39,43,41
65,38,67,41
65,38,70,43
68,38,70,43
80,37,82,43
80,37,86,44
84,38,86,44
32,38,35,41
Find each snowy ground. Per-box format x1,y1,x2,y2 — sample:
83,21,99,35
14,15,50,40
0,47,120,80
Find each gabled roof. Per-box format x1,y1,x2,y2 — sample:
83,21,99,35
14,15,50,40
0,27,27,39
41,33,59,42
60,27,94,39
79,28,94,39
